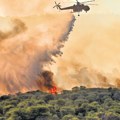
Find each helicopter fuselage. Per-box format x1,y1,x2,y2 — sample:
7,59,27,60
72,4,90,12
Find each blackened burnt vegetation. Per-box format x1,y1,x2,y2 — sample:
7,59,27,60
0,87,120,120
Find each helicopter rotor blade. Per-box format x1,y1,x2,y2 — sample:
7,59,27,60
55,1,60,4
53,5,57,8
53,2,61,9
62,0,95,4
55,1,57,4
87,3,98,5
81,0,95,4
53,5,59,9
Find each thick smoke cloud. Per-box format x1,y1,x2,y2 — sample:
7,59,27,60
0,0,75,95
0,15,75,95
1,0,120,95
0,19,27,40
52,15,120,89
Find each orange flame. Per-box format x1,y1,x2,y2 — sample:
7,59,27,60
49,86,57,95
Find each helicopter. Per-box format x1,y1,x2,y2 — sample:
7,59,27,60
53,0,96,16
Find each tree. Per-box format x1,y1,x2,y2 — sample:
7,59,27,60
113,91,120,101
44,94,54,103
24,105,51,119
60,106,75,117
62,114,79,120
57,99,66,106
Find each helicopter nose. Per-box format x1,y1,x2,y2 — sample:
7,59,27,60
84,6,90,12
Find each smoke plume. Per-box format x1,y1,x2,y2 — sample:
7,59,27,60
0,19,27,40
52,14,120,90
0,0,75,95
1,0,119,95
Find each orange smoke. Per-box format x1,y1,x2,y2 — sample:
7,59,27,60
0,15,75,95
51,14,120,90
0,0,75,95
1,0,120,96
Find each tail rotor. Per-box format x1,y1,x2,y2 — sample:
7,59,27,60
53,1,61,9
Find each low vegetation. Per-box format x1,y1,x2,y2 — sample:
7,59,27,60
0,86,120,120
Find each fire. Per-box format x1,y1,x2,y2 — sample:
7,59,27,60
49,86,57,95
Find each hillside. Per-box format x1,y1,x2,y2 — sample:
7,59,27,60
0,86,120,120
